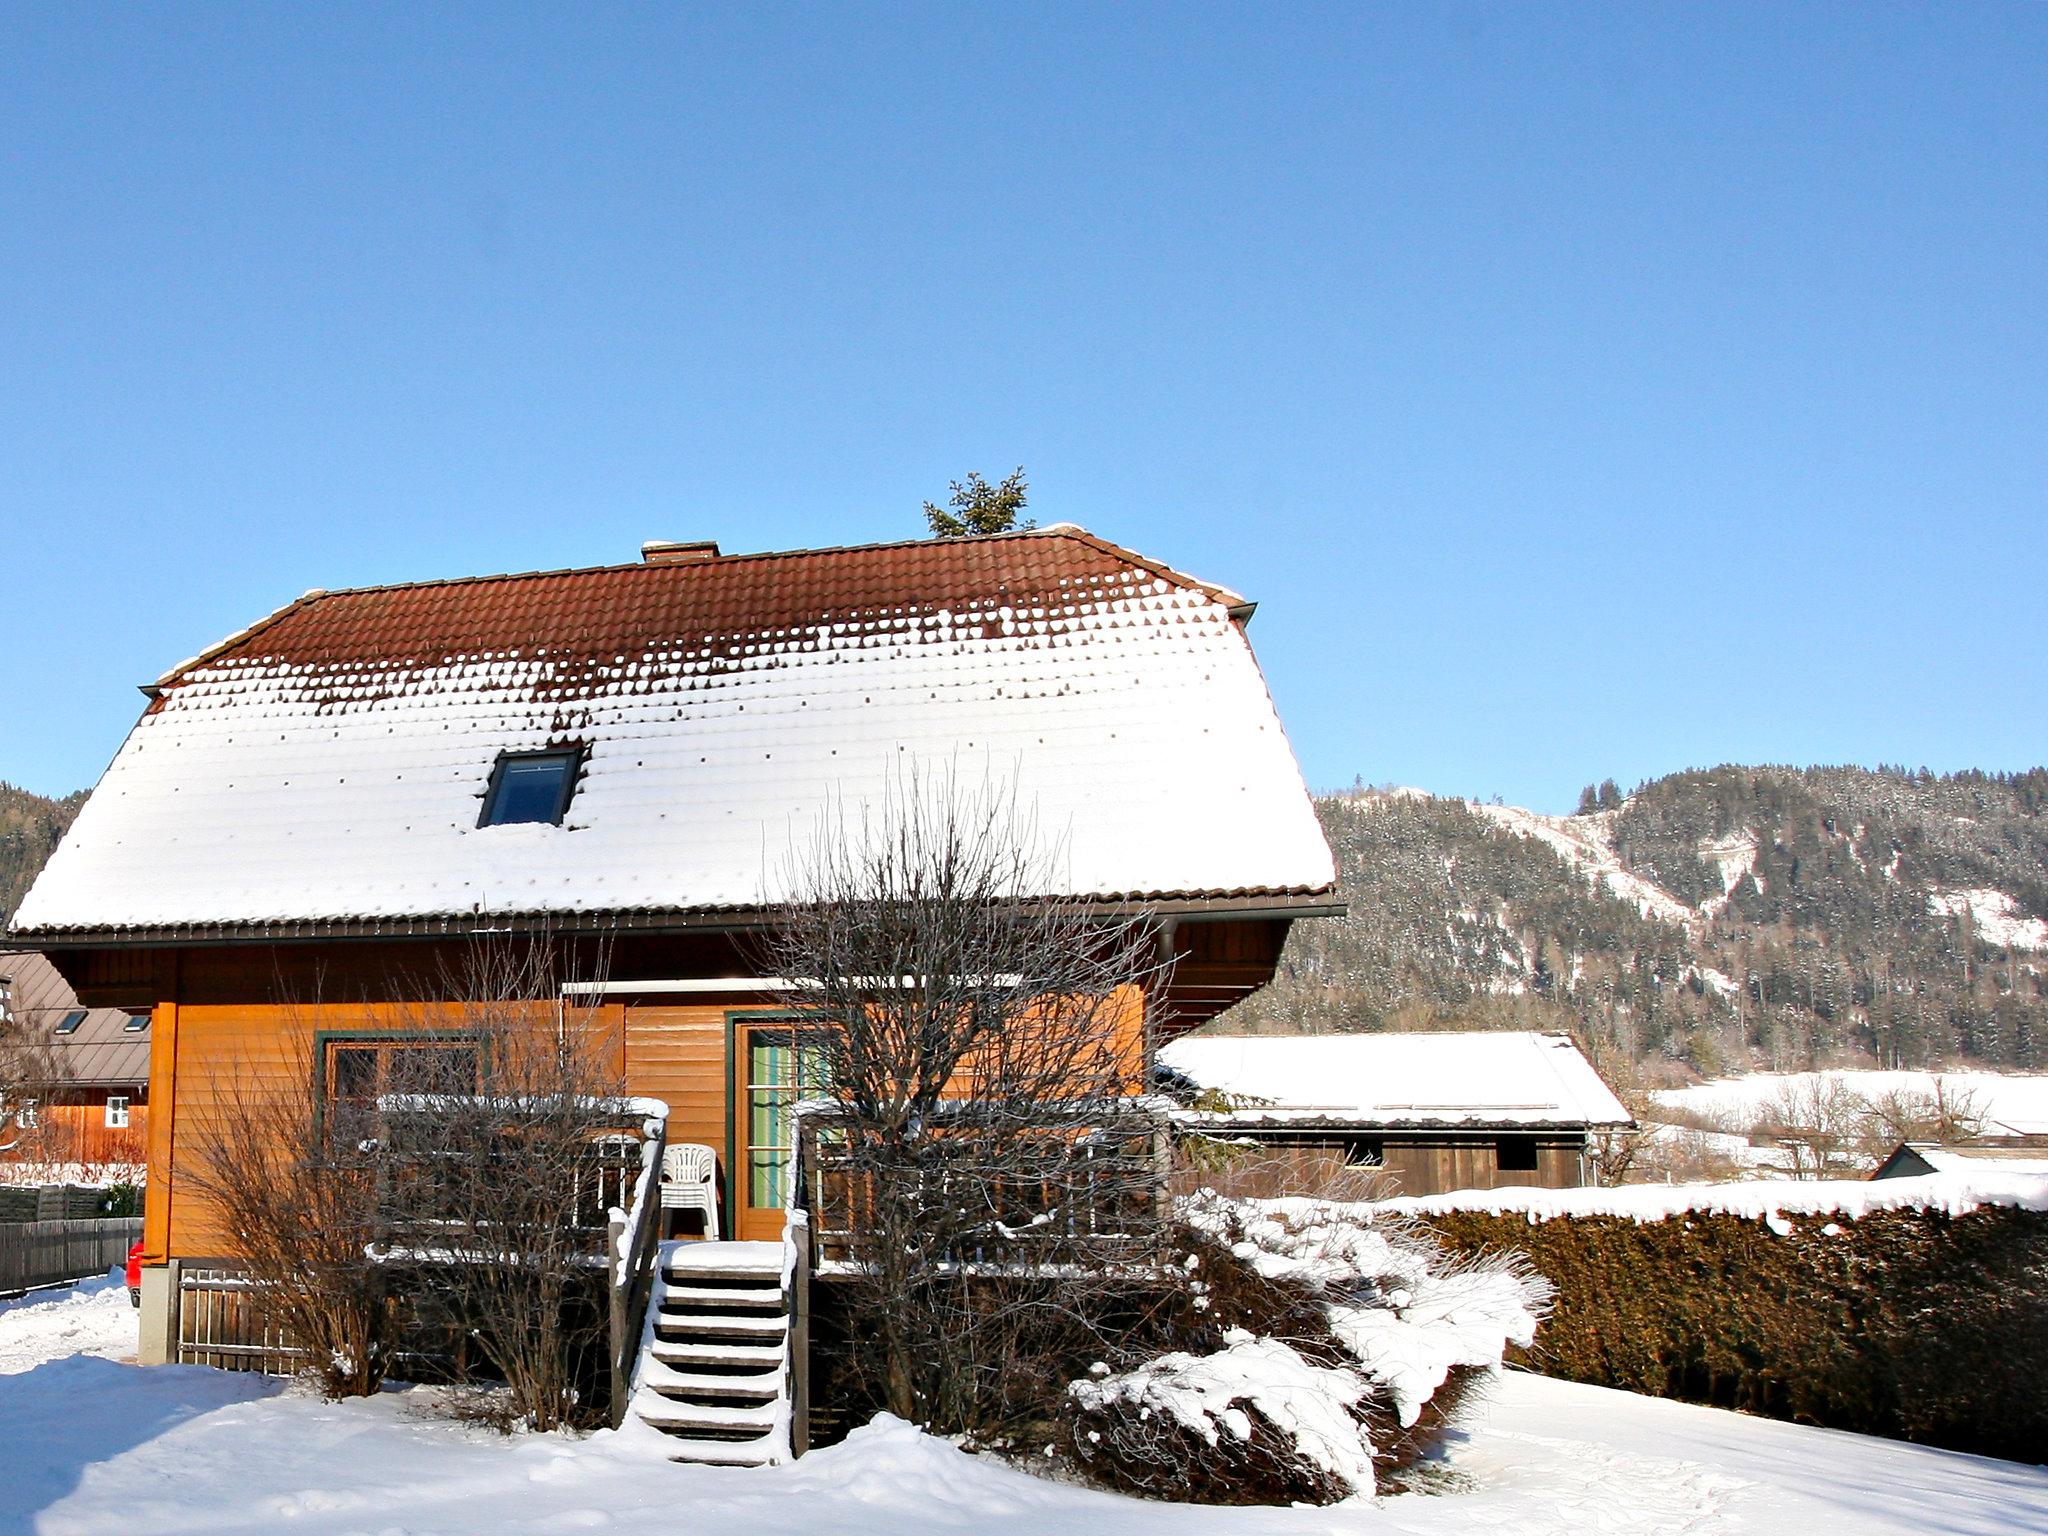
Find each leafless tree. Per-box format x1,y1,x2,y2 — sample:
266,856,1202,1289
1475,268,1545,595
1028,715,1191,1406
1857,1076,1991,1160
182,936,638,1424
763,773,1171,1433
182,1012,400,1397
0,1004,54,1158
1754,1074,1871,1178
375,936,635,1432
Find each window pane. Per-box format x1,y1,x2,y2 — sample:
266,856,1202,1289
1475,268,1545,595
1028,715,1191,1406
330,1046,377,1103
748,1151,789,1209
54,1010,86,1035
483,753,576,826
405,1046,478,1094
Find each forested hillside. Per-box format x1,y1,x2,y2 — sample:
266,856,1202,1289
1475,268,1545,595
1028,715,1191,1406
0,784,85,924
1221,766,2048,1073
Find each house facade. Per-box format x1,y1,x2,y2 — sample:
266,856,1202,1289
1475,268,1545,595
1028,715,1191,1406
0,949,151,1167
8,526,1337,1366
1161,1030,1632,1197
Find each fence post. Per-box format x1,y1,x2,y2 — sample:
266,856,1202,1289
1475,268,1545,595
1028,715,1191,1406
606,1208,629,1427
788,1208,811,1459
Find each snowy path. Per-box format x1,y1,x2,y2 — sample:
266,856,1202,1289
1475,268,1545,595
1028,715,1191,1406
1,1277,2043,1536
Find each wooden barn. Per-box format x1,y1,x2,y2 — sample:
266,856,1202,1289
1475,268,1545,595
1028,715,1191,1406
7,525,1338,1458
1160,1030,1632,1198
0,948,151,1167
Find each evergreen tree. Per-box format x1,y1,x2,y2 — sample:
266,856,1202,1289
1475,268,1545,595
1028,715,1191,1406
924,467,1032,538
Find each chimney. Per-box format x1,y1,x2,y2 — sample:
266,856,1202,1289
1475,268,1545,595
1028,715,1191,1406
641,539,721,565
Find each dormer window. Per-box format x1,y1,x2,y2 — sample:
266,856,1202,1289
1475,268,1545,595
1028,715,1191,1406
479,748,582,828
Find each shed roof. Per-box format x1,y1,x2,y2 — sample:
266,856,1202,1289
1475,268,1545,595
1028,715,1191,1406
1159,1030,1633,1131
12,527,1334,939
0,951,149,1088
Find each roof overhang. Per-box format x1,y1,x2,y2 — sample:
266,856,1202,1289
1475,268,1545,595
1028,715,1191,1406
9,889,1344,951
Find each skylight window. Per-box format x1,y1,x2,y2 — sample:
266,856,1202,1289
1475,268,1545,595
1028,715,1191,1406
124,1012,151,1033
54,1010,87,1035
479,748,582,828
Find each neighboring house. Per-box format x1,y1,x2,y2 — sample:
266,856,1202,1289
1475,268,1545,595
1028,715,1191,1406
1160,1030,1632,1197
0,949,150,1167
1870,1139,2048,1181
7,526,1337,1374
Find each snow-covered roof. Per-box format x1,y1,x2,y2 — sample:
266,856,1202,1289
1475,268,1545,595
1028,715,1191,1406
1160,1031,1632,1131
12,527,1334,938
1876,1142,2048,1179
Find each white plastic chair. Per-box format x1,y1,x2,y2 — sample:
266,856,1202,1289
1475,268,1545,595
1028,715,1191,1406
659,1142,721,1239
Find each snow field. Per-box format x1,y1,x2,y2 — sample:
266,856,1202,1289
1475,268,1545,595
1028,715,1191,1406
1652,1070,2048,1138
2,1272,2045,1533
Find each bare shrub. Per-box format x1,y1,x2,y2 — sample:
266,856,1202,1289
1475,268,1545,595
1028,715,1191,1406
764,772,1168,1434
375,937,633,1432
183,1017,399,1397
181,935,633,1422
1169,1138,1395,1205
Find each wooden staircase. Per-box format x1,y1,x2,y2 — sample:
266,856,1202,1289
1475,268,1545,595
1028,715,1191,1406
628,1241,791,1466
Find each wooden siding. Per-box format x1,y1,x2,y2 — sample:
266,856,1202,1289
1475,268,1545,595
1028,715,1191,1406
1190,1131,1589,1201
71,928,1245,1263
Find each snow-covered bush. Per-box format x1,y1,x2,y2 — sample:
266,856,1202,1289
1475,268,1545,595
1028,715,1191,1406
1062,1192,1548,1503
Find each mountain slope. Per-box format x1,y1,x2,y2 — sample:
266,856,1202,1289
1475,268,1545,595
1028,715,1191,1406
1221,766,2048,1072
0,784,86,925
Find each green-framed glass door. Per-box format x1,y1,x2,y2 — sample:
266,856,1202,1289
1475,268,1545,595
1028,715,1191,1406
732,1025,832,1242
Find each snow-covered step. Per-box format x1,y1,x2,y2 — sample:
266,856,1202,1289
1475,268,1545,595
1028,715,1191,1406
656,1309,786,1339
663,1240,782,1278
637,1363,781,1401
630,1238,795,1468
659,1283,783,1309
650,1338,785,1370
649,1436,779,1468
633,1396,782,1433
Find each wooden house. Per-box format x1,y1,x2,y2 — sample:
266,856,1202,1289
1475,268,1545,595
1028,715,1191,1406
0,949,151,1167
8,526,1337,1424
1160,1030,1631,1197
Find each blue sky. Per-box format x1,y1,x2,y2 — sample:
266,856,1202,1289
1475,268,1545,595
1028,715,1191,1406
3,4,2043,812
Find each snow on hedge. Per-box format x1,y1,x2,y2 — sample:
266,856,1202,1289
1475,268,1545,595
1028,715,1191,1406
1183,1194,1547,1427
1065,1191,1546,1500
1373,1169,2048,1226
1069,1330,1376,1488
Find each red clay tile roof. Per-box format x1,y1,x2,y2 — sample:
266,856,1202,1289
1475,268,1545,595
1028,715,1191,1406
18,526,1335,938
163,527,1250,690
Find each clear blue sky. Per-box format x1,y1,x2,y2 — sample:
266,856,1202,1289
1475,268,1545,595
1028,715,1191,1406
4,4,2043,813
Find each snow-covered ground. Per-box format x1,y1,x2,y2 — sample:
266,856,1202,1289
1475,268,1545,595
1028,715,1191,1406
2,1274,2044,1534
1654,1071,2048,1137
0,1269,136,1376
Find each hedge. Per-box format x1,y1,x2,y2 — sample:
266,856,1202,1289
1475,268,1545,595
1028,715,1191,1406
1418,1202,2047,1463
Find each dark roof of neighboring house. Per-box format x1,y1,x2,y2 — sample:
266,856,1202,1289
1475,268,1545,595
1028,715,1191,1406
0,950,149,1088
12,526,1335,941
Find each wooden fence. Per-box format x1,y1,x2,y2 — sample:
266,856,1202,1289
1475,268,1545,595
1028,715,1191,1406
0,1217,143,1295
175,1264,309,1373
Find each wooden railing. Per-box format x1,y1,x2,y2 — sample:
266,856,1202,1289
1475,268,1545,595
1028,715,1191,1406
605,1111,669,1427
790,1098,1173,1274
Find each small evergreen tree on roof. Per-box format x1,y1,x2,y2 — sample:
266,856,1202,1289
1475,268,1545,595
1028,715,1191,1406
924,467,1032,538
